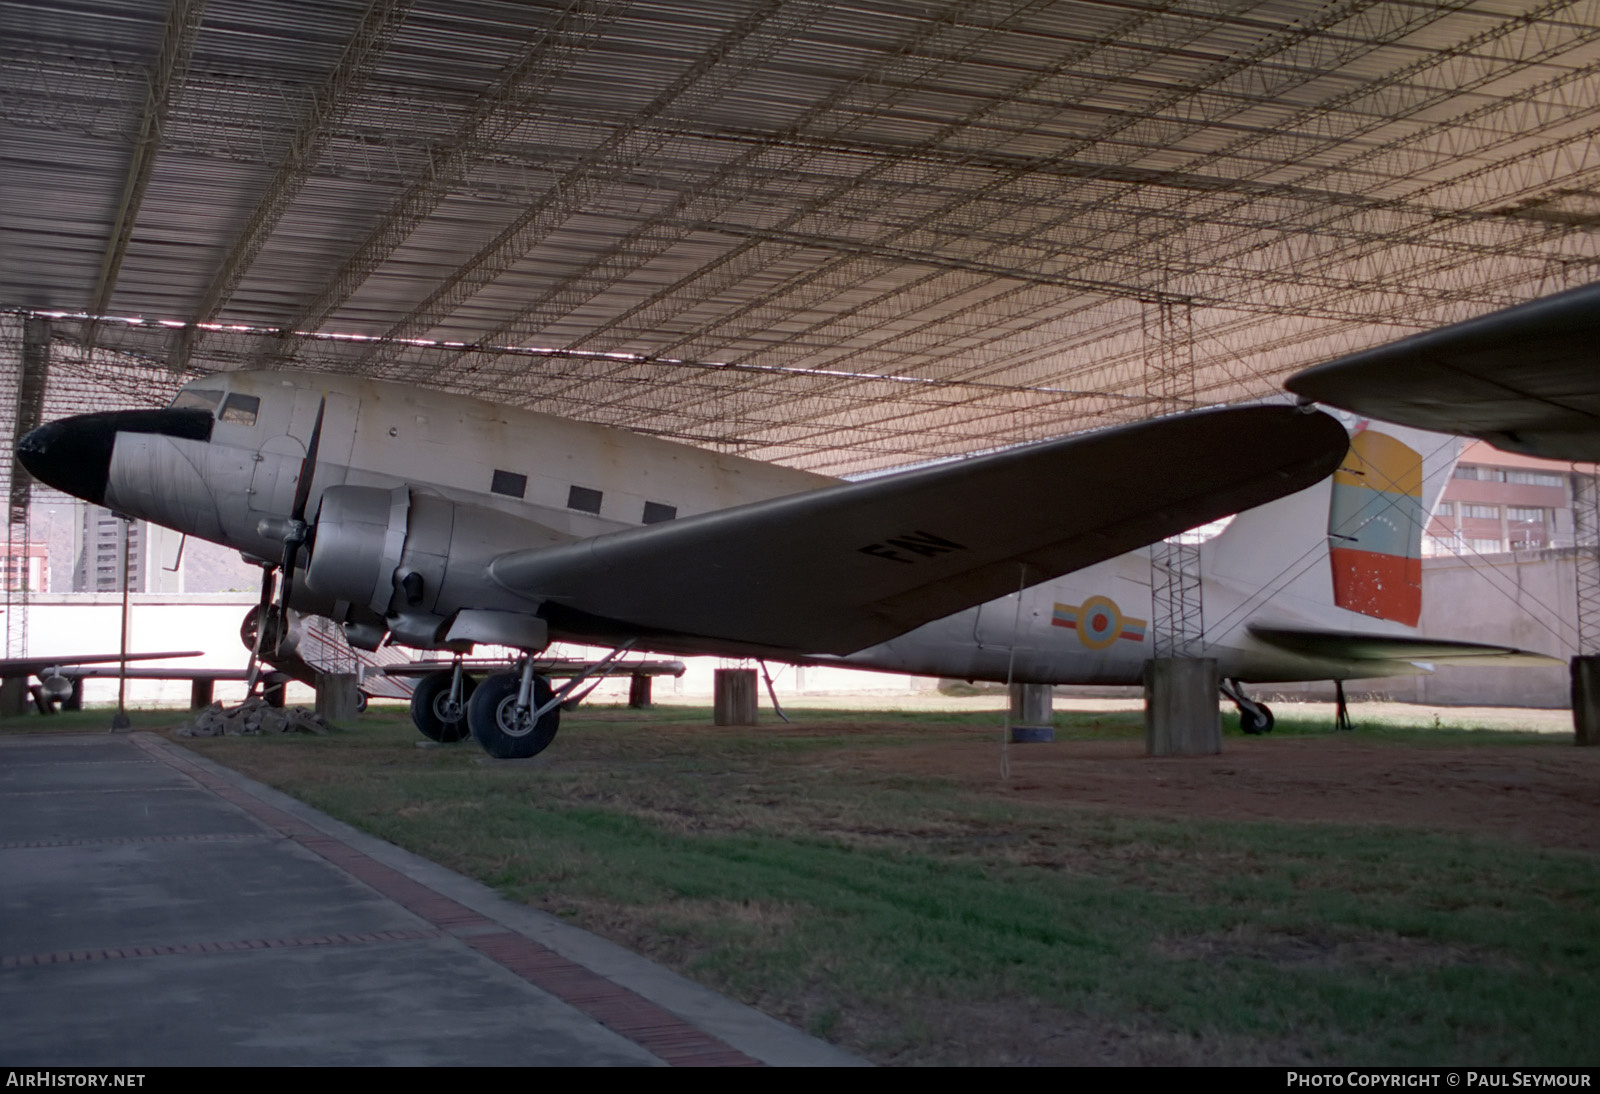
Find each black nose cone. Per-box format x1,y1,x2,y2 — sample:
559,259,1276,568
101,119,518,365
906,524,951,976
16,408,213,508
16,416,115,506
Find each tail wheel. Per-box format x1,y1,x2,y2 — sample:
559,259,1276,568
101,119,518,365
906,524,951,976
1239,704,1275,735
409,670,476,743
468,671,560,759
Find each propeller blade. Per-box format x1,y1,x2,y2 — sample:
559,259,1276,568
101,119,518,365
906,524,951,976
290,395,327,524
277,537,301,655
246,567,275,692
278,394,327,652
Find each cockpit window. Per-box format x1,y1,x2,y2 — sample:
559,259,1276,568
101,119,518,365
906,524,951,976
170,388,223,413
219,393,260,426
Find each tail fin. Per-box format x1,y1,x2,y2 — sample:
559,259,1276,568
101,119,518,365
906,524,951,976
1328,428,1423,625
1205,418,1460,630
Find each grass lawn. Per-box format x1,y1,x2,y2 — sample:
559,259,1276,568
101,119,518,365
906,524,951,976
27,702,1599,1066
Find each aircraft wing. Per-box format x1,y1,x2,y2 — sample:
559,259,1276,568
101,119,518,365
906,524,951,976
489,405,1349,655
0,651,204,675
1249,625,1559,667
1285,282,1600,461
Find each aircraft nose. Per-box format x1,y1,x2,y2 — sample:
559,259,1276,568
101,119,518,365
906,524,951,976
16,415,116,506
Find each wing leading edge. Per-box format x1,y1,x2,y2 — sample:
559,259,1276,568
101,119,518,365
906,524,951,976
1285,282,1600,461
490,405,1350,656
0,651,204,674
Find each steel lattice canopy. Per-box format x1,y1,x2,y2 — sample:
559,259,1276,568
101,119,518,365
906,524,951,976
3,0,1600,474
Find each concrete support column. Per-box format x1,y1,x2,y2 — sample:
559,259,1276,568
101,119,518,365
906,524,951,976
0,676,28,718
1571,656,1600,746
1008,682,1055,743
713,668,758,726
1144,657,1221,756
190,678,214,710
315,672,360,722
628,674,652,709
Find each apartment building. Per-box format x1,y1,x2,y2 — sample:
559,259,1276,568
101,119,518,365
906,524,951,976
1425,441,1586,557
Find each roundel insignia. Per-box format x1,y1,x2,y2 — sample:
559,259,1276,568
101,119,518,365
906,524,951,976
1077,595,1123,650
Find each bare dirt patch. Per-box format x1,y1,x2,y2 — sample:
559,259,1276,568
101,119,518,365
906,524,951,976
851,733,1600,851
1154,923,1519,974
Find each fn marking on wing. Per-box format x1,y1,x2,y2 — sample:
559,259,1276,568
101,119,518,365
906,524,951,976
858,530,967,564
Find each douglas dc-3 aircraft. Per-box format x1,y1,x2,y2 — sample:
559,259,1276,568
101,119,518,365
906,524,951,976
18,371,1345,754
15,367,1549,756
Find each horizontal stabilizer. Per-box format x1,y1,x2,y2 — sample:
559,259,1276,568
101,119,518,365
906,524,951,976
491,405,1349,655
1249,625,1559,666
1286,282,1600,461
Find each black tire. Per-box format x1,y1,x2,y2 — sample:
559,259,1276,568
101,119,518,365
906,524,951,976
239,604,302,659
410,670,476,743
1239,704,1274,735
468,671,560,759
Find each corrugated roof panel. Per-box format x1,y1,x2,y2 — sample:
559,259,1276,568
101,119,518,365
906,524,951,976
2,0,1598,470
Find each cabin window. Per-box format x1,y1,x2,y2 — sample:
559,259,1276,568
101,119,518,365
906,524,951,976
491,470,527,499
219,393,260,426
642,501,676,524
567,485,603,514
169,388,223,413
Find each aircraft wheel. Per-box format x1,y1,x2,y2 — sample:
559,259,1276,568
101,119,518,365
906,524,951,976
1239,703,1274,735
468,671,560,759
239,604,302,659
410,670,476,742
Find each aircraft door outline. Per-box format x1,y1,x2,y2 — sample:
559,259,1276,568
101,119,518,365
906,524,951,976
248,390,357,515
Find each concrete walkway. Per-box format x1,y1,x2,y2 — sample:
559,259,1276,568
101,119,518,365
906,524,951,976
0,732,867,1067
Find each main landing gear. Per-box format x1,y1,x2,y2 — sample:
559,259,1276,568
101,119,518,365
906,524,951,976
1221,678,1274,735
410,661,477,743
408,657,561,759
409,642,636,759
468,667,560,759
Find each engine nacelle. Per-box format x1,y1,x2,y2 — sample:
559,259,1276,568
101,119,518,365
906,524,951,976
303,484,557,642
303,485,405,615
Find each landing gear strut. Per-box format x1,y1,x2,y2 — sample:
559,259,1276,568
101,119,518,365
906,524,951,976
1221,678,1274,734
410,661,476,743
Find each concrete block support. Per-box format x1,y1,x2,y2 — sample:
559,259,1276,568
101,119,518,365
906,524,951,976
1144,657,1222,756
628,674,652,709
0,676,28,718
1009,682,1055,743
713,668,758,726
190,678,214,710
315,672,360,723
1571,656,1600,745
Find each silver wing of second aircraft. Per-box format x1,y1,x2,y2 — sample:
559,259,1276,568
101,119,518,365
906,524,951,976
1286,282,1600,462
